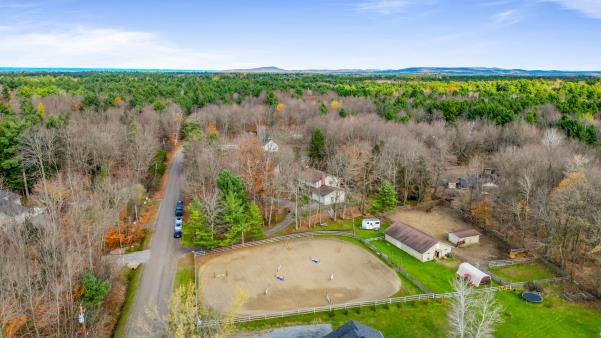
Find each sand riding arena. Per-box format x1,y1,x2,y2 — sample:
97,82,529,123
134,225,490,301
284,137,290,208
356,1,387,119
197,237,401,315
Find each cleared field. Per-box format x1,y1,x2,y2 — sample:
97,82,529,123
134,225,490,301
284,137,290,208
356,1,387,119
387,206,504,262
372,240,458,293
198,238,401,315
489,261,559,282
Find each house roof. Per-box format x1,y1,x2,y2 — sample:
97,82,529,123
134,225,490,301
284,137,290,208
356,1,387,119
301,168,326,183
314,185,339,197
324,320,384,338
385,222,439,254
450,228,480,238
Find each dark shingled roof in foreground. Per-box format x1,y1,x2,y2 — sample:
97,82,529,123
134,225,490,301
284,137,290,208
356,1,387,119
385,222,439,254
324,320,384,338
449,228,481,238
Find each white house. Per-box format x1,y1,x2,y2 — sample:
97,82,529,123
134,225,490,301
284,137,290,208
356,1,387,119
384,222,452,262
456,262,491,286
263,139,279,153
448,229,480,247
311,185,345,206
300,168,340,189
361,218,381,230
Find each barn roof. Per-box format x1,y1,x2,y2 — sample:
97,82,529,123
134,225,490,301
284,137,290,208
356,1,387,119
450,228,480,238
324,320,384,338
385,222,439,254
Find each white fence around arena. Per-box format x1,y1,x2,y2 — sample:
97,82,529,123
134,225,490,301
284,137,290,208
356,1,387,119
193,231,353,257
197,284,523,327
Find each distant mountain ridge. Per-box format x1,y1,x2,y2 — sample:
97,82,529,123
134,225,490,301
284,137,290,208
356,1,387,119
224,66,601,76
1,66,600,76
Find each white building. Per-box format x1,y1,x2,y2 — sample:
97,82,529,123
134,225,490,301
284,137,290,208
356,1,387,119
448,229,480,247
300,168,345,205
263,139,279,153
311,185,345,206
361,218,381,230
456,262,491,286
384,222,452,262
300,168,340,189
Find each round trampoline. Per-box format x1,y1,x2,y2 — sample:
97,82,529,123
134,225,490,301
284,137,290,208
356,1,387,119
522,291,543,303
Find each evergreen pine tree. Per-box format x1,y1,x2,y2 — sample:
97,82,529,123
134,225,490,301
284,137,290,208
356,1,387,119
183,198,217,248
247,202,264,241
308,128,326,166
223,191,249,245
371,181,397,214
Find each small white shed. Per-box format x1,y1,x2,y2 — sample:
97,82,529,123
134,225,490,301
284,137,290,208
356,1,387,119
361,218,381,230
448,229,480,247
456,262,491,286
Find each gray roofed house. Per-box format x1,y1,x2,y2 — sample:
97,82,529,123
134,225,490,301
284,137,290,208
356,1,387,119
384,222,452,262
324,320,384,338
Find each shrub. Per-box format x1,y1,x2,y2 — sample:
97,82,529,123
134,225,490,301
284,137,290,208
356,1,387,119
526,281,543,293
327,310,335,318
356,307,362,314
81,272,111,310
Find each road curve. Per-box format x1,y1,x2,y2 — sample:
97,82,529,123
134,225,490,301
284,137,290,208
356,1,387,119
125,148,185,337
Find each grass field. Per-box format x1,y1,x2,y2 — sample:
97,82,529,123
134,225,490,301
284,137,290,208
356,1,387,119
237,300,448,337
293,217,390,239
371,240,457,293
494,290,601,338
489,261,559,282
174,253,195,290
235,289,601,338
113,267,142,338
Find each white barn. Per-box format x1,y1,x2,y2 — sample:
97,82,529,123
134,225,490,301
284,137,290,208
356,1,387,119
384,222,452,262
456,262,491,286
361,218,381,230
448,229,480,247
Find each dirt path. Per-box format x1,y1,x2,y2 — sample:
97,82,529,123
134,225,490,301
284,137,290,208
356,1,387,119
124,148,186,337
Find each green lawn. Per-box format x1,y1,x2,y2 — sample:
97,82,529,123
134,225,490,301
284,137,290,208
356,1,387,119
237,301,448,338
113,266,142,338
235,288,601,338
495,290,601,338
174,253,195,290
371,240,457,293
311,217,390,239
489,261,559,282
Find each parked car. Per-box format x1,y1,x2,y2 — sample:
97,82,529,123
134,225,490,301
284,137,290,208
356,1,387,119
174,216,183,238
175,200,183,217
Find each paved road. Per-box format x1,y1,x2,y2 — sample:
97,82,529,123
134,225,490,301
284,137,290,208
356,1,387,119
264,212,294,236
125,148,185,337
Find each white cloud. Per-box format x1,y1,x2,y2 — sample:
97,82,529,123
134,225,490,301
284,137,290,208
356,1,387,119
0,26,226,69
544,0,601,19
494,9,520,25
353,0,412,14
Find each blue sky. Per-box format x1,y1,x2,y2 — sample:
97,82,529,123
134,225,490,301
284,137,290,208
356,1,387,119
1,0,601,70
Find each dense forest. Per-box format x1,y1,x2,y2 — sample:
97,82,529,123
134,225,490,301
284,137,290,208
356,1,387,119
1,72,600,336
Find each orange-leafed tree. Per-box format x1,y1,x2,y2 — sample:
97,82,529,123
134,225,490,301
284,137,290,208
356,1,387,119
113,96,123,106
